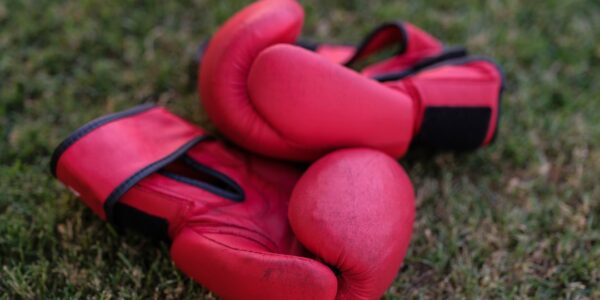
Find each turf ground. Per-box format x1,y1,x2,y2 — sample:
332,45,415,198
0,0,599,298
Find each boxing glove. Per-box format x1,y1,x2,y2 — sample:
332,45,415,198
199,0,504,161
51,104,415,300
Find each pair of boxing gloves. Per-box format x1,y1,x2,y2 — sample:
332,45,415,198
52,0,503,299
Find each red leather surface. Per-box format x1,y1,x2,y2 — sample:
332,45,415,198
315,44,356,64
55,107,416,300
199,0,315,160
361,23,443,77
289,149,415,300
55,107,204,219
200,0,415,160
314,22,443,74
200,0,502,160
248,44,414,158
385,59,503,143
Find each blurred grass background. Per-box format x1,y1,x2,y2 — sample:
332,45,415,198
0,0,599,298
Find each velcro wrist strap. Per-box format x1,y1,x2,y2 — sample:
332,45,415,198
408,58,504,149
51,104,208,221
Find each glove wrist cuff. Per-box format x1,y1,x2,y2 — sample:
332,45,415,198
51,104,208,221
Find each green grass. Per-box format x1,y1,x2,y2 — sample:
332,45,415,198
1,0,599,298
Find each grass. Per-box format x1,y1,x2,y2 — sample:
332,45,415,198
0,0,598,298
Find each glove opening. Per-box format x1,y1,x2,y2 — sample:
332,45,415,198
158,154,245,202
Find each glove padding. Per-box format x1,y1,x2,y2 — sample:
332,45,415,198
51,105,415,300
200,0,504,161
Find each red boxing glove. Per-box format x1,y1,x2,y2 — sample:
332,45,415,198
200,0,504,161
51,105,415,300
